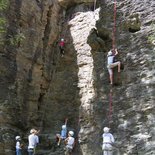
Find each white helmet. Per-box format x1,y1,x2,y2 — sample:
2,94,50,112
108,50,112,56
15,136,21,140
61,38,64,41
69,131,74,136
62,125,66,129
30,129,35,134
103,127,110,133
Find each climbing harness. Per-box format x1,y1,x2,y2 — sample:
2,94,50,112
112,0,117,50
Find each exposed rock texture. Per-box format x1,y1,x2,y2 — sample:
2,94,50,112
58,0,94,8
0,0,155,155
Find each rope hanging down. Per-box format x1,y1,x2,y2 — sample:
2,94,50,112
108,0,117,127
112,0,117,50
108,88,113,128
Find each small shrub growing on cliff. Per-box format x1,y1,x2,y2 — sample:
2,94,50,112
0,18,6,45
0,17,6,33
9,33,26,47
0,0,8,11
148,24,155,44
0,0,9,45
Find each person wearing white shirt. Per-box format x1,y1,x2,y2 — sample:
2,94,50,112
28,129,39,155
102,127,115,155
107,49,121,85
65,131,75,155
15,136,22,155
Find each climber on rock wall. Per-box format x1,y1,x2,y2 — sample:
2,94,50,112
59,38,65,57
102,127,115,155
56,124,67,146
107,48,121,85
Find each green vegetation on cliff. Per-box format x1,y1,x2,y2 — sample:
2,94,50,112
0,0,9,45
148,24,155,44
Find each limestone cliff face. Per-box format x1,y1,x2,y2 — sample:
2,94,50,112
0,0,155,155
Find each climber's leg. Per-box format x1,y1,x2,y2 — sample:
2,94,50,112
108,68,113,85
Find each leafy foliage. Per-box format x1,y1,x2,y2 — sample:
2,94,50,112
148,24,155,43
9,33,26,46
0,0,9,45
0,17,6,33
0,0,9,11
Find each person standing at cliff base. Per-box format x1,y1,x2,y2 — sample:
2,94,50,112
28,129,39,155
64,131,75,155
56,124,67,146
102,127,115,155
15,136,23,155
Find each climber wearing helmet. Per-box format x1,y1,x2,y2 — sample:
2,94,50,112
102,127,115,155
15,136,23,155
152,40,155,45
65,131,75,155
15,136,22,155
56,124,67,146
107,48,121,85
59,38,65,57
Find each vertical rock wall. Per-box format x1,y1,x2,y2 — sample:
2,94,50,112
85,0,155,155
68,7,100,155
0,0,155,155
0,0,61,154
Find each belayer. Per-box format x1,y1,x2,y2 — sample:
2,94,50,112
15,136,23,155
56,124,67,146
28,129,39,155
64,131,75,155
102,127,115,155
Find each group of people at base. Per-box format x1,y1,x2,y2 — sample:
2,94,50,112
15,129,39,155
56,124,75,155
56,125,115,155
15,126,75,155
15,47,120,155
15,126,115,155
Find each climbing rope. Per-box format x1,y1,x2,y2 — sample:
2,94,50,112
93,0,97,22
112,0,117,50
108,88,113,128
107,0,117,127
48,16,69,46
